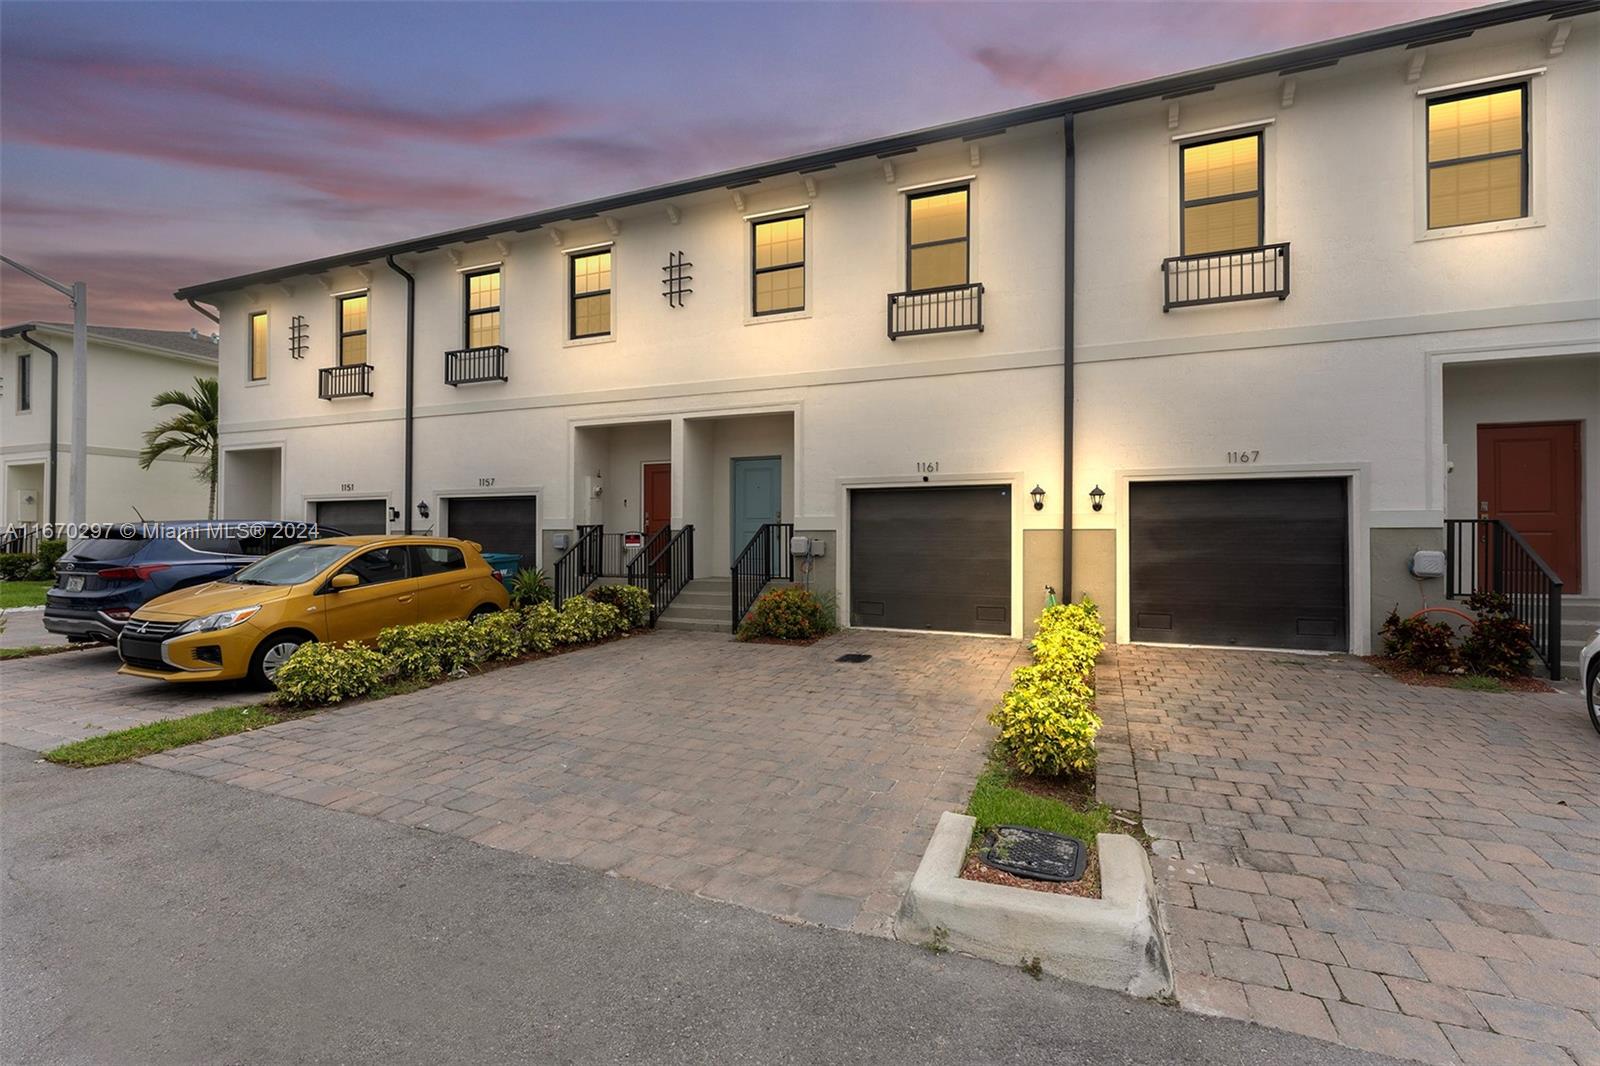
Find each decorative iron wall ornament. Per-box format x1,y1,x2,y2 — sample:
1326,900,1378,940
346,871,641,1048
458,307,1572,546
289,314,309,359
661,251,693,308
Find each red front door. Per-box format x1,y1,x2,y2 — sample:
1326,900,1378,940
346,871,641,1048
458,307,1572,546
642,463,671,538
1477,421,1582,592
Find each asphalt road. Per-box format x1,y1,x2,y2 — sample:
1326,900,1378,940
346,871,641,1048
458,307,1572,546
0,745,1403,1065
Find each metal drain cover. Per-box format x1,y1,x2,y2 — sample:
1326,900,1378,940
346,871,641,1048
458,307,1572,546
836,653,872,663
979,825,1087,883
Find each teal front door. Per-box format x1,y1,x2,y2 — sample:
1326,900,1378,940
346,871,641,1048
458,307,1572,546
731,457,781,563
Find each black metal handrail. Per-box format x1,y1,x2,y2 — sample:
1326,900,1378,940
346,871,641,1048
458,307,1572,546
1444,518,1563,679
1161,243,1290,311
624,525,672,593
319,363,373,399
730,522,795,630
553,524,603,607
888,282,984,340
445,345,509,386
639,525,694,625
1,523,41,554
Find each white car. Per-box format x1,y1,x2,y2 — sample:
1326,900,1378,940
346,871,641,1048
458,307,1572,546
1583,628,1600,736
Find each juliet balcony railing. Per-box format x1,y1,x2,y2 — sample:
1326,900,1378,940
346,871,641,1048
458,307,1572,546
318,363,373,400
1161,243,1290,312
887,282,985,340
445,345,509,386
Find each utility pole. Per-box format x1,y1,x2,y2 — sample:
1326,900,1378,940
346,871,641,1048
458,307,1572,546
2,256,88,525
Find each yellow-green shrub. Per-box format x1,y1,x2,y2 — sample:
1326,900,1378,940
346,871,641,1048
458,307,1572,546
587,584,652,629
520,603,559,653
988,596,1104,776
553,596,623,645
470,611,524,661
378,620,479,680
275,642,385,706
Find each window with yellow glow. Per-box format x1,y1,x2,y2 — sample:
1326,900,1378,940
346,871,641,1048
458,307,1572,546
907,186,969,290
249,311,268,381
752,215,805,315
570,250,612,338
1427,84,1526,229
1180,133,1262,256
465,268,502,348
338,293,368,366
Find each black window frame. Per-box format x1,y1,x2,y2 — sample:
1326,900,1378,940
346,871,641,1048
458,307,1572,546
16,352,31,412
463,267,502,348
1425,82,1530,230
750,213,807,317
248,310,269,382
568,250,612,340
337,291,369,367
1178,130,1266,256
905,185,971,291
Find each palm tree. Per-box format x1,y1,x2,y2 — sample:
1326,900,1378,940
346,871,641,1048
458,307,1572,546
140,376,219,519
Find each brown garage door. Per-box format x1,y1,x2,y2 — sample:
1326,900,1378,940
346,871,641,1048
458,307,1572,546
850,485,1010,635
313,498,387,535
446,496,539,568
1129,478,1347,651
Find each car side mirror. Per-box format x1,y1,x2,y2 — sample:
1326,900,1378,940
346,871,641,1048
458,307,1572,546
329,573,360,591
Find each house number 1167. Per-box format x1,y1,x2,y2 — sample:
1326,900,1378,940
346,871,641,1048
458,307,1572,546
1226,451,1260,464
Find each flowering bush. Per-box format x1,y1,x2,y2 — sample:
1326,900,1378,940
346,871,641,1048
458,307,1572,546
275,641,386,706
553,596,623,645
988,597,1104,776
737,586,834,641
587,583,652,630
378,620,480,680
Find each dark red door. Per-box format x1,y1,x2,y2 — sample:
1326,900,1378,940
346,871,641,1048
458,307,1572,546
1478,422,1582,592
642,463,671,538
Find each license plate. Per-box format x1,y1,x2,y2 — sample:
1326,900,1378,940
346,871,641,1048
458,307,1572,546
65,575,85,592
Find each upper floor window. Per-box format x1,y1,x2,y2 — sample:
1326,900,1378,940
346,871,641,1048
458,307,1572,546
249,311,268,381
752,214,805,315
1180,132,1262,255
907,186,969,290
338,292,368,365
570,250,612,339
1427,84,1526,229
16,352,31,412
465,268,502,347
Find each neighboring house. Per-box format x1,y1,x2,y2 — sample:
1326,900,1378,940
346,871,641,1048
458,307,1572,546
0,323,220,528
176,1,1597,668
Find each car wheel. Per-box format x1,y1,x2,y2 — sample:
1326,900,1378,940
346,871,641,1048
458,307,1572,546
249,632,313,690
468,604,499,620
1588,660,1600,737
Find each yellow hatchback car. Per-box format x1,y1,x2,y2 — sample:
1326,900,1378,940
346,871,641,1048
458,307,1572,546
117,535,510,687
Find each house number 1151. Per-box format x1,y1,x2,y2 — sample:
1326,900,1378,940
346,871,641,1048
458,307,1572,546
1226,451,1260,464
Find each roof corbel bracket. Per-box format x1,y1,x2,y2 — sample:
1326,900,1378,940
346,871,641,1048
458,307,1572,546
279,283,295,298
803,175,817,199
969,142,981,168
731,189,746,212
317,275,334,292
356,268,373,285
1280,78,1297,109
244,289,260,303
1548,21,1571,57
665,205,680,225
603,216,620,236
493,239,512,258
881,159,895,183
446,247,464,266
1167,103,1180,130
1406,50,1426,84
548,228,563,247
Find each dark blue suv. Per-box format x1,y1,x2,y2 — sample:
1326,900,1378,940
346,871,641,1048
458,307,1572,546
43,521,341,644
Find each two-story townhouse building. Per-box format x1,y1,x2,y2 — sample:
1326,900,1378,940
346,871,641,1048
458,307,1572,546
1,323,221,528
176,0,1598,669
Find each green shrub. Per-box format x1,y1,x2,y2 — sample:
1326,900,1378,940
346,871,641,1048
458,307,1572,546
519,603,560,653
30,539,66,580
587,583,652,629
737,585,833,641
470,611,525,661
0,553,34,582
553,596,623,645
378,620,479,680
988,596,1104,777
509,567,553,608
1380,608,1459,673
275,642,385,706
1460,592,1533,678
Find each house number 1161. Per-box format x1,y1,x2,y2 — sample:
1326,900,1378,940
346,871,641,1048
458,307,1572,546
1226,450,1260,464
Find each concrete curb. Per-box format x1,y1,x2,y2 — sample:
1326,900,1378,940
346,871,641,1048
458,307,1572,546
895,811,1172,998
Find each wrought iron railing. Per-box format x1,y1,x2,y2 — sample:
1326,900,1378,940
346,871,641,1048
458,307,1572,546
1161,243,1290,311
1,523,41,555
553,524,603,607
1444,518,1563,679
887,282,984,339
318,363,373,399
731,523,795,630
624,525,672,596
445,345,509,386
639,525,694,624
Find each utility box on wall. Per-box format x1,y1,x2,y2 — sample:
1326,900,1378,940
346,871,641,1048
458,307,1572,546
1410,550,1446,578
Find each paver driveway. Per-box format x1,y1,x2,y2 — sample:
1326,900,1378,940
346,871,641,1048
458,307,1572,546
1094,644,1600,1066
144,629,1025,934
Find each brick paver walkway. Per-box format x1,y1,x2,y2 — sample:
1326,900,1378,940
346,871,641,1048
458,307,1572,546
1095,644,1600,1066
142,629,1025,934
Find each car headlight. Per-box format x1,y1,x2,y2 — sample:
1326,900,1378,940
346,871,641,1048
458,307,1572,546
176,605,262,635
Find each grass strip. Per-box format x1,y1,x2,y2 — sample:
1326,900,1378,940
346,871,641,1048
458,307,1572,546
0,580,52,609
0,643,90,661
966,760,1112,842
43,704,307,768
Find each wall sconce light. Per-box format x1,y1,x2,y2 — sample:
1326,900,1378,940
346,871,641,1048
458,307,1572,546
388,507,401,522
1029,485,1046,511
1089,485,1105,512
416,501,431,520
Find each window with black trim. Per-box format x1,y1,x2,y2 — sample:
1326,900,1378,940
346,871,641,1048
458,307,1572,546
337,292,368,365
465,268,502,347
752,215,805,315
1427,84,1527,229
570,250,612,339
1180,132,1263,255
907,186,969,290
16,353,32,412
249,311,268,381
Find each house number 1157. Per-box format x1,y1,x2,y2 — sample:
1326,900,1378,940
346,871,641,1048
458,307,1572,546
1226,451,1260,464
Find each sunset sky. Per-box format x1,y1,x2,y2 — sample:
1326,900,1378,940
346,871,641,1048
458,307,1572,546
1,1,1478,329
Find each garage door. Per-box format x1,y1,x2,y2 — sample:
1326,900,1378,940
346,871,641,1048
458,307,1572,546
313,498,387,535
446,496,538,568
1130,478,1347,651
850,485,1010,635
